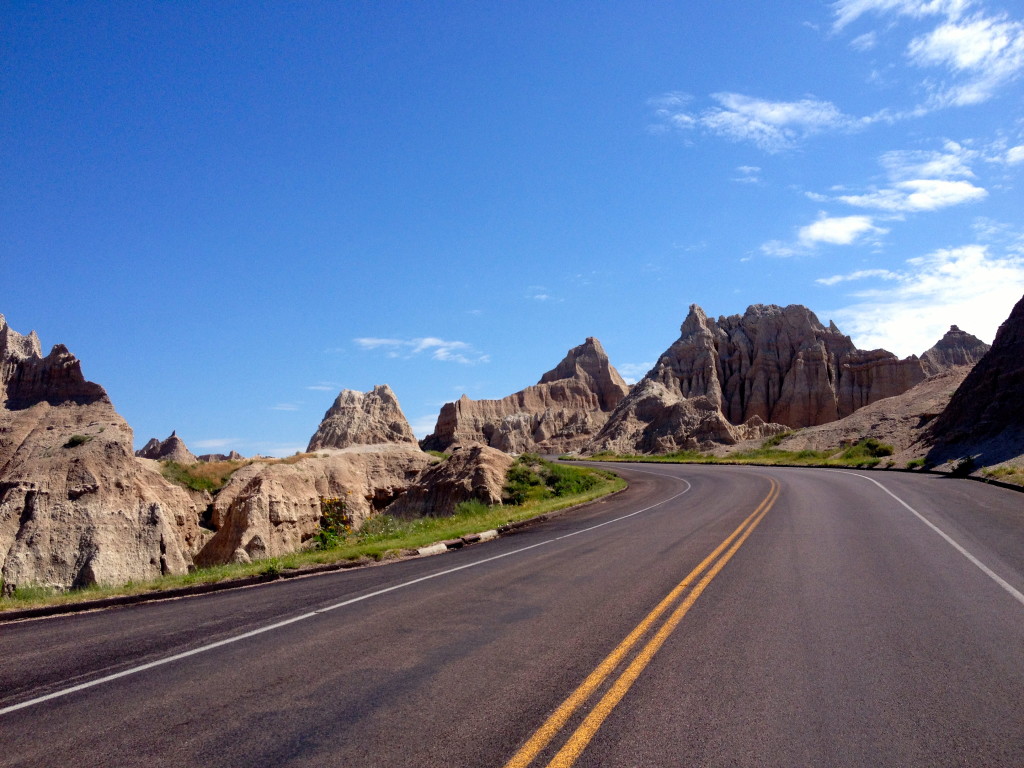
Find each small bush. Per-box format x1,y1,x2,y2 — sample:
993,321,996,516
316,496,353,549
950,456,977,478
453,498,490,517
761,431,795,449
64,434,93,448
906,458,926,469
841,438,895,461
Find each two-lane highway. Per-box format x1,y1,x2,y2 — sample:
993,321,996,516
2,464,1023,767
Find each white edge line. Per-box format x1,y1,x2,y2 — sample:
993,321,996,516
0,472,692,717
831,469,1024,608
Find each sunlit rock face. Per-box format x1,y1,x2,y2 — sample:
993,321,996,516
422,337,630,454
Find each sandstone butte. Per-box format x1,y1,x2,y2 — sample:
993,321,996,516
307,384,418,451
585,304,991,455
136,431,198,464
422,337,630,454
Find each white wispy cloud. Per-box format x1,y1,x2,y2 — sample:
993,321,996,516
814,141,988,212
819,243,1024,355
1006,145,1024,163
834,1,1024,109
193,438,240,449
837,178,987,210
354,336,489,364
763,214,889,256
832,0,973,32
306,382,340,392
617,362,654,384
733,165,762,183
271,403,301,411
650,92,857,152
907,11,1024,106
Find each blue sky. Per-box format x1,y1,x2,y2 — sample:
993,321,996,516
3,0,1023,455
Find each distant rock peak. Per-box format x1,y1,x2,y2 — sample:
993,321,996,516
307,384,419,451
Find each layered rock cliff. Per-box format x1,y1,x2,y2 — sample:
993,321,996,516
588,304,930,453
0,315,201,592
308,384,418,451
422,337,630,454
925,294,1024,466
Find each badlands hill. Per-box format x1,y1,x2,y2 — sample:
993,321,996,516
924,294,1024,468
586,304,988,455
422,337,629,454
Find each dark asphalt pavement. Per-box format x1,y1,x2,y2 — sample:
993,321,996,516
1,464,1022,767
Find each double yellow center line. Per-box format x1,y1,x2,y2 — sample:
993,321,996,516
503,477,781,768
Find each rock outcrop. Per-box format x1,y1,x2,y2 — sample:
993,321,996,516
921,325,990,376
422,337,630,454
387,444,514,518
198,450,245,463
588,304,929,454
136,431,198,464
925,294,1024,466
773,366,973,457
195,445,434,565
308,385,418,451
0,314,201,592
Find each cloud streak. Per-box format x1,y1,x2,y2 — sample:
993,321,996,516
819,243,1024,355
354,336,489,364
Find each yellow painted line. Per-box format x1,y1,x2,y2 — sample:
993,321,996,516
545,481,779,767
502,478,780,768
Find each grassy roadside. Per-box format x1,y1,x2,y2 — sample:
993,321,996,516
574,437,901,470
0,463,625,614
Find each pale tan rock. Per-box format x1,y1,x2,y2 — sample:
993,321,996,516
388,444,514,517
307,385,419,451
0,317,201,591
195,445,433,566
136,431,198,464
422,338,630,454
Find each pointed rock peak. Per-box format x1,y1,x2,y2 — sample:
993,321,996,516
537,337,630,410
136,432,197,463
308,384,418,451
680,304,710,336
921,324,990,375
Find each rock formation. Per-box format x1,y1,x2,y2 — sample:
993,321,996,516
198,450,245,463
387,444,514,518
195,444,433,566
925,294,1024,466
772,366,973,457
588,304,930,454
308,384,418,451
422,337,630,454
136,431,198,464
921,325,990,376
0,314,202,592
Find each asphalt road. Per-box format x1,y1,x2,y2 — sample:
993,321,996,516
2,464,1023,767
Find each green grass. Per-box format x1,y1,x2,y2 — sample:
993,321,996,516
159,453,325,494
578,438,898,470
981,466,1024,487
0,463,624,613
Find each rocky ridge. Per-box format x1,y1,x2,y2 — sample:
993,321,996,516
0,315,202,592
308,384,419,451
423,337,629,454
588,304,936,454
921,325,990,376
136,431,198,464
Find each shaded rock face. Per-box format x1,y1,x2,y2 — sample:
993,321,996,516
387,444,514,518
589,304,927,454
925,294,1024,465
198,451,244,463
136,431,198,464
920,325,990,376
195,445,434,566
422,338,630,454
1,315,107,408
308,385,418,451
0,315,201,592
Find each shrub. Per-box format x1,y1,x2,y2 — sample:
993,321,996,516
64,434,93,448
906,458,926,469
453,498,490,517
950,456,977,478
841,438,895,461
316,496,353,549
761,430,795,449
